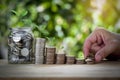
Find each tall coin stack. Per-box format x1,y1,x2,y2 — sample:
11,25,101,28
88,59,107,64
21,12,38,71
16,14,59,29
35,38,46,64
46,47,56,64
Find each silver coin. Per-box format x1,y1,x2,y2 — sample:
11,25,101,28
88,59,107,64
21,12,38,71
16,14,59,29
9,54,19,63
13,36,21,42
21,48,29,56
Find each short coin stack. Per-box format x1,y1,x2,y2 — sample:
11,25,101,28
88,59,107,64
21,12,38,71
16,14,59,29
35,38,46,64
66,55,75,64
85,53,95,64
46,47,56,64
56,50,65,64
76,58,86,64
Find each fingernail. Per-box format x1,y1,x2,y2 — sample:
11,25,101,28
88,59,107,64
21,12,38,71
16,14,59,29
95,55,102,62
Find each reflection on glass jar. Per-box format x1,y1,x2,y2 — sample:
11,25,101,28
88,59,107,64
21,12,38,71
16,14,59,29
8,27,34,64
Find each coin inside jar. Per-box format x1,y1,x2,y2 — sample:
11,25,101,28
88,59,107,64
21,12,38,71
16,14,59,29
21,48,29,56
9,54,19,63
13,36,21,42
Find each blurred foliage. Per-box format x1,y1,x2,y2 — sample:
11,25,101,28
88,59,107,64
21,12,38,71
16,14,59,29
0,0,120,58
46,37,56,47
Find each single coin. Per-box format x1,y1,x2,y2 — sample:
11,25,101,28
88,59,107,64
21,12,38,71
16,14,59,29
21,48,29,56
13,36,21,42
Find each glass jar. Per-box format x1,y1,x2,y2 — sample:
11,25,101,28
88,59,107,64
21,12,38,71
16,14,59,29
8,27,34,64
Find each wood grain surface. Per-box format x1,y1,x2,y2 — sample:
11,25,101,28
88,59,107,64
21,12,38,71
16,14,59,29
0,60,120,80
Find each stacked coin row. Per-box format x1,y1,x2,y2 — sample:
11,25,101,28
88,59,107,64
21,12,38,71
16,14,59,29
36,47,95,64
45,54,95,64
34,38,95,64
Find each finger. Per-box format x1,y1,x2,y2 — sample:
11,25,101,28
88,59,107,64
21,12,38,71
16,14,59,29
83,32,98,58
83,28,103,58
100,44,105,48
83,38,92,58
97,35,103,45
90,43,102,53
95,45,115,62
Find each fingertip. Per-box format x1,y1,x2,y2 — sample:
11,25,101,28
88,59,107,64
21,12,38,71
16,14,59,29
84,53,87,58
95,54,102,62
83,40,91,58
83,48,89,58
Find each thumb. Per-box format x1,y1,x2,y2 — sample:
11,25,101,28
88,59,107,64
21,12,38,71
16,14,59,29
95,45,114,62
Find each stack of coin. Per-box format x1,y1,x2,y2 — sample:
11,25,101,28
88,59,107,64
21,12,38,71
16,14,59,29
85,53,95,64
56,53,65,64
66,55,75,64
46,47,56,64
85,57,95,64
35,38,46,64
76,58,86,64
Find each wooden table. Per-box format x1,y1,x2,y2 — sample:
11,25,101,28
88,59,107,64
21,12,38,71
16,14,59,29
0,60,120,80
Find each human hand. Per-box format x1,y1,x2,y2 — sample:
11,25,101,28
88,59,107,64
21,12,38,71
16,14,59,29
83,27,120,62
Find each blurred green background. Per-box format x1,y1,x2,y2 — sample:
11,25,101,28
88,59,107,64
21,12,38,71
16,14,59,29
0,0,120,59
